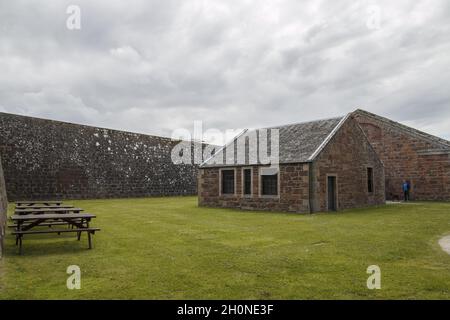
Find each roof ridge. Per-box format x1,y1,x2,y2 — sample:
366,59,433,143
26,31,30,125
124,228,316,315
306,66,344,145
261,115,344,130
353,109,450,148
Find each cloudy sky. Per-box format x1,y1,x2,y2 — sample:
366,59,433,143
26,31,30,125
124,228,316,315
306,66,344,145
1,0,449,144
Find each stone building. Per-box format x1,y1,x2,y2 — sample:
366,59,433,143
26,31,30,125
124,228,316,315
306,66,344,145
353,110,450,201
198,114,386,213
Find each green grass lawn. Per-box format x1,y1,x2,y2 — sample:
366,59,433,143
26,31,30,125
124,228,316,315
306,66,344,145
1,197,449,299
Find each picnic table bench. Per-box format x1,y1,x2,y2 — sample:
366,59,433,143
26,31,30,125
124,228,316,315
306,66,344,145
13,205,80,229
15,205,74,210
10,213,100,254
14,207,84,215
16,201,64,206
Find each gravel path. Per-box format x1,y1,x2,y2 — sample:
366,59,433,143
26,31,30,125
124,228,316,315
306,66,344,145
439,236,450,255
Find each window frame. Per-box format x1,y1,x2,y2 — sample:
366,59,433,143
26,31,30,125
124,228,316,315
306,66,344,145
259,167,280,198
219,168,236,196
241,167,253,197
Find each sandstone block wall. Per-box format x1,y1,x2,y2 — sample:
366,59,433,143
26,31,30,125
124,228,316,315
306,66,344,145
311,116,385,211
0,154,8,258
198,163,311,213
354,112,450,201
0,112,200,201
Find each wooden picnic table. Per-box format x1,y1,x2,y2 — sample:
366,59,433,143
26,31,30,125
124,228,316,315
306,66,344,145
14,207,84,215
16,205,74,210
10,213,100,254
15,201,64,207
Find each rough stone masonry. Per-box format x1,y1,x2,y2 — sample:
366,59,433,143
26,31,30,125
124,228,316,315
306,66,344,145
353,110,450,201
0,112,202,201
0,154,7,258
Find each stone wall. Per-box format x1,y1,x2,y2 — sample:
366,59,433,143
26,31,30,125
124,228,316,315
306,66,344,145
198,163,311,213
354,111,450,201
0,153,8,258
311,116,385,211
0,112,201,201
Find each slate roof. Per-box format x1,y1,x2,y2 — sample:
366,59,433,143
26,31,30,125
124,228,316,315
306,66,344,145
201,116,346,167
352,109,450,149
201,109,450,168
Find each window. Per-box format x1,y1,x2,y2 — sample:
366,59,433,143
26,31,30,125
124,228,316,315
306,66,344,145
221,170,235,195
243,168,252,195
261,173,278,196
367,167,374,193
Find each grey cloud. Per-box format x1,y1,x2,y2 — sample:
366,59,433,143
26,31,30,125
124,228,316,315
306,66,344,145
0,0,449,142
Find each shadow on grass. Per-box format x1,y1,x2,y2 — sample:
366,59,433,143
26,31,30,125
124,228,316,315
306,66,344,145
4,235,95,257
5,244,93,257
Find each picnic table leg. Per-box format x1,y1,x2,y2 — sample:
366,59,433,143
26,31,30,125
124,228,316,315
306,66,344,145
15,221,22,246
18,235,23,255
88,232,92,249
70,214,76,229
86,220,92,249
76,218,83,240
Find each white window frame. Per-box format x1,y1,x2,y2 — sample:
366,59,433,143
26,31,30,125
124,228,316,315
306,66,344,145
219,168,237,196
259,167,280,199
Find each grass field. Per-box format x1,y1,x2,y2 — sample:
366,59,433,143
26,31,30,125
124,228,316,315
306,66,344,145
1,197,449,299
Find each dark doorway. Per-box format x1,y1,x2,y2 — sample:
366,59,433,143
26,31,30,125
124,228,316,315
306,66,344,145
327,176,337,211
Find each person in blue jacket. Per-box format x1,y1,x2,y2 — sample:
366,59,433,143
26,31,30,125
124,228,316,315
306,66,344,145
402,180,410,201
